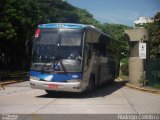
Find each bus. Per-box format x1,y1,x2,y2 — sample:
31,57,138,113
30,23,119,94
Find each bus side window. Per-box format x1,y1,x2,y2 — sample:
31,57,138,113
99,43,106,57
98,35,108,57
84,44,92,66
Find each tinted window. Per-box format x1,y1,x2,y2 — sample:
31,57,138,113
61,29,83,46
39,29,58,44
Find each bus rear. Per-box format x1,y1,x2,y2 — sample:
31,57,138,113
30,23,85,93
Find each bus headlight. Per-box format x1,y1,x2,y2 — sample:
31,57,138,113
30,76,40,81
67,79,81,83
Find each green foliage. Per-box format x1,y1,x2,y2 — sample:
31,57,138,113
36,0,79,23
153,84,160,89
120,58,129,76
0,0,130,71
102,23,130,59
75,8,100,25
0,0,41,70
146,12,160,59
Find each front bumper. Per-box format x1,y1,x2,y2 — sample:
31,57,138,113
30,79,83,92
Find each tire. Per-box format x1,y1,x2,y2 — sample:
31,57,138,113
111,74,115,81
87,75,95,92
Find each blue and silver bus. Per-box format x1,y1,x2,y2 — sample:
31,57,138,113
30,23,119,94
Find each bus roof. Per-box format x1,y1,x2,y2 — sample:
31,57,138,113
38,23,87,29
38,23,113,39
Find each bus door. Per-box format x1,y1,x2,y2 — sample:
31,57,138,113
103,53,115,81
99,52,110,82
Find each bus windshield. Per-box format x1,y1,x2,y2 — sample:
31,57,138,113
31,28,83,72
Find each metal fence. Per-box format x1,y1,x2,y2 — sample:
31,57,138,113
146,59,160,85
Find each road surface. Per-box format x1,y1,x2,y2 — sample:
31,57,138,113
0,81,160,120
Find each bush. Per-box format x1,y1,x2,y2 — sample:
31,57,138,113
121,58,129,76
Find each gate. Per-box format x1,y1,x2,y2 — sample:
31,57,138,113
146,59,160,85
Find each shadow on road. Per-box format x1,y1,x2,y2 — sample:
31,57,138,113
37,81,128,99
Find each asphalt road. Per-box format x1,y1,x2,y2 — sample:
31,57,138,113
0,81,160,120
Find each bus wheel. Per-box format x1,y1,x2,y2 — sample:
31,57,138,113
111,74,115,82
87,75,95,92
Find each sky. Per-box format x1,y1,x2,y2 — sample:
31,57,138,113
66,0,160,26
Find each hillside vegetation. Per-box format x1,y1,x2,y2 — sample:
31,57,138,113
0,0,159,71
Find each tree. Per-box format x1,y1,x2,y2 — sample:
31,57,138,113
102,23,130,59
0,0,41,70
0,0,130,71
147,12,160,58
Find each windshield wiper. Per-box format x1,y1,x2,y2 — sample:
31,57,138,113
59,60,66,73
41,57,67,73
40,56,55,73
52,59,66,73
41,61,49,73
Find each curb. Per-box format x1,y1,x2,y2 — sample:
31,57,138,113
1,80,27,86
125,83,160,94
117,77,123,81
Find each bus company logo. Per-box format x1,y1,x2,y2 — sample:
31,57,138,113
72,75,78,79
54,64,60,71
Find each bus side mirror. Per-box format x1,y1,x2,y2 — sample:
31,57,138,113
25,40,32,55
25,40,29,55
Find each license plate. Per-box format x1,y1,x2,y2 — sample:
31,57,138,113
48,84,58,89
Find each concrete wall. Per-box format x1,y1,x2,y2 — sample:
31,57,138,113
129,57,143,84
124,28,148,84
125,28,149,42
